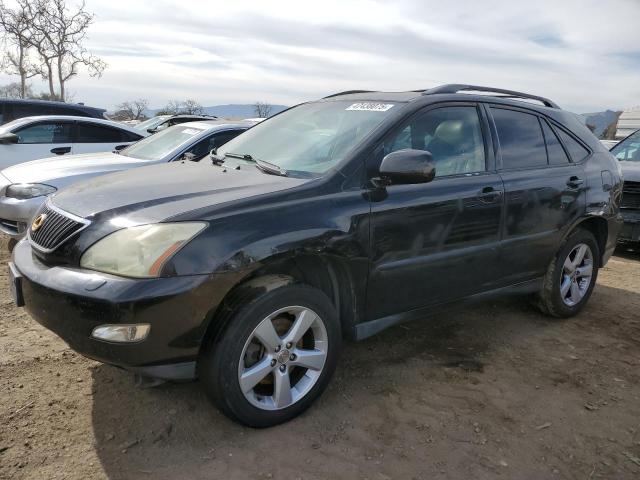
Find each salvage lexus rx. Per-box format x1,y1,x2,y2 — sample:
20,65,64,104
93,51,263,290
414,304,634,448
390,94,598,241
9,85,623,427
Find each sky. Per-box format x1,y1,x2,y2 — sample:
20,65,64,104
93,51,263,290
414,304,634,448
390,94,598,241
1,0,639,113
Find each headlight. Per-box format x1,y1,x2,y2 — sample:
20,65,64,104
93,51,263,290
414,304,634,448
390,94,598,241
80,222,206,278
5,183,57,199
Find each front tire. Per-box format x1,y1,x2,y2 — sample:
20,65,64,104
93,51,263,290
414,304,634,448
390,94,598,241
199,282,341,427
536,228,599,318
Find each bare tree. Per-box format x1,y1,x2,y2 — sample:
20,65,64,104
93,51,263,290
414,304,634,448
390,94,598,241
0,81,33,98
181,99,204,115
39,0,106,101
254,101,272,118
0,0,39,98
115,98,149,120
157,99,204,116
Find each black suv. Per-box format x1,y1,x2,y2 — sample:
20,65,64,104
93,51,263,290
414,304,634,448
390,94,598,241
9,85,623,427
0,99,106,125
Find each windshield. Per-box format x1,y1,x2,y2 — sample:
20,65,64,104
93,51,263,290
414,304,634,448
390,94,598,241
135,115,171,132
611,130,640,162
216,100,399,175
121,124,207,160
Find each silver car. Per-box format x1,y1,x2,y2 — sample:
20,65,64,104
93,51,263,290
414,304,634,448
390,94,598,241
0,120,255,239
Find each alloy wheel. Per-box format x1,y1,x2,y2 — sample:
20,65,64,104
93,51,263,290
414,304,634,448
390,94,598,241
560,243,594,307
238,306,328,410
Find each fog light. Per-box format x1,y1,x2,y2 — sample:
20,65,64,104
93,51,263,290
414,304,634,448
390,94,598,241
91,324,150,343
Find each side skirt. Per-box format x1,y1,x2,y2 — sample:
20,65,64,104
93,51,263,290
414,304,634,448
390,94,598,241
354,278,543,341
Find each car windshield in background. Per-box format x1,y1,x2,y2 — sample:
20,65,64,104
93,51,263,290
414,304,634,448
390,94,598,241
611,130,640,162
134,115,171,132
216,101,398,176
121,124,206,160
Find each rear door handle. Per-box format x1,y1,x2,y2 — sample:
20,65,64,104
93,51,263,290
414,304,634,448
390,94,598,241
478,186,503,203
50,146,71,155
567,176,584,188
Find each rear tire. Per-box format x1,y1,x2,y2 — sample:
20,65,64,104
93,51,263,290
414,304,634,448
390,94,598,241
199,281,341,427
536,228,599,318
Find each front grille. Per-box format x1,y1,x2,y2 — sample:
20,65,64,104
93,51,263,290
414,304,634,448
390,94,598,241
28,204,88,252
622,181,640,210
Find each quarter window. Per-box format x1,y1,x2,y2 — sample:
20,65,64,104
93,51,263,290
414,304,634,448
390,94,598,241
541,119,570,165
384,106,486,177
556,128,590,162
15,122,73,144
491,108,547,169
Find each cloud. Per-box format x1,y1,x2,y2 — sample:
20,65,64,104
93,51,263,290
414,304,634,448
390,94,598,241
1,0,638,112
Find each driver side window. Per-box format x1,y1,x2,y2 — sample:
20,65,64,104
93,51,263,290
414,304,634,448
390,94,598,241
384,106,486,177
613,132,640,161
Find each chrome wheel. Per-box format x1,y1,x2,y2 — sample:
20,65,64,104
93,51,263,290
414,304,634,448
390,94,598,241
238,306,328,411
560,243,594,307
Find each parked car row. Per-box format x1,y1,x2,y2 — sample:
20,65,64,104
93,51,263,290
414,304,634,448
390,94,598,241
3,84,627,427
0,120,256,237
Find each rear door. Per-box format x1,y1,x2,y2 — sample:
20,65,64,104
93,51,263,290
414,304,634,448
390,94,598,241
1,120,74,168
487,105,587,285
73,121,141,154
366,103,504,319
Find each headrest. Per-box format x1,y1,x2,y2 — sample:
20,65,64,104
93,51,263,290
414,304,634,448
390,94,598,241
434,120,464,145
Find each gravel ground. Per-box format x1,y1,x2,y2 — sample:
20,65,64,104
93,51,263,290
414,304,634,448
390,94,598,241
1,233,640,480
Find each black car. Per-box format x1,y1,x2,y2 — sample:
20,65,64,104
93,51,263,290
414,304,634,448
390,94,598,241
609,129,640,242
9,84,623,427
0,99,106,125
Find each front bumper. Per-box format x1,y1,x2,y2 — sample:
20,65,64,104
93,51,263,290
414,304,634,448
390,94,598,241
11,240,231,380
0,195,45,239
619,210,640,242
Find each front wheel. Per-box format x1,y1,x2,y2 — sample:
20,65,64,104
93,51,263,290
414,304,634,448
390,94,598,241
536,228,600,318
199,282,341,427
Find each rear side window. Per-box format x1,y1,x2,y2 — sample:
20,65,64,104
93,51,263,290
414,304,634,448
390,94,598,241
541,119,570,165
491,107,546,169
75,123,126,143
15,122,73,144
556,128,590,162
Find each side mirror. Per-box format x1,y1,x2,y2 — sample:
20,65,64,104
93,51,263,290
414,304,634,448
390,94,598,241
147,128,158,134
0,132,19,145
378,149,436,185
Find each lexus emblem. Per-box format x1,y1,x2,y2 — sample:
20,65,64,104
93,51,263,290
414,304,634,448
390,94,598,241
31,213,47,232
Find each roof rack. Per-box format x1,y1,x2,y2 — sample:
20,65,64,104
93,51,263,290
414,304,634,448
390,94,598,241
422,84,559,109
323,90,376,99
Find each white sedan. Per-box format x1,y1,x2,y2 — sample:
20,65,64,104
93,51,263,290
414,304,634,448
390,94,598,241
0,115,146,169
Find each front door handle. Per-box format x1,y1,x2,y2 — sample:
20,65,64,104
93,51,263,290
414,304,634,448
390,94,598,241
478,186,503,203
50,146,71,155
567,176,584,188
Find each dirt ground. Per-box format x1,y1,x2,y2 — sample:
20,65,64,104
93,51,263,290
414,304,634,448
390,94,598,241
1,234,639,480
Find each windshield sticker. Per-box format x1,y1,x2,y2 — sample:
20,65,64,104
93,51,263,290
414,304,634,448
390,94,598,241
346,103,394,112
182,128,200,135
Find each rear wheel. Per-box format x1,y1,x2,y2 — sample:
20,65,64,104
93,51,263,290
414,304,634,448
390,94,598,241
199,282,340,427
536,228,599,318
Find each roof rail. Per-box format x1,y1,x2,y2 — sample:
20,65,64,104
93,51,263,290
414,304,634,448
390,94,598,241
422,84,560,109
323,90,376,99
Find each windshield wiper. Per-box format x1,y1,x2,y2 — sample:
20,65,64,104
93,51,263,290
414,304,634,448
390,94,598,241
223,152,288,176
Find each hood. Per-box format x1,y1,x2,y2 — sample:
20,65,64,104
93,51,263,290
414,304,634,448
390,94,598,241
620,161,640,182
1,151,152,185
52,160,308,224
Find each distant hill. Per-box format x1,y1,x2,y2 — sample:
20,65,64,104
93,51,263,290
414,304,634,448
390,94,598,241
145,104,289,119
580,110,621,139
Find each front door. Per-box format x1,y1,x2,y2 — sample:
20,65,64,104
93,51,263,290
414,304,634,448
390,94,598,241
366,103,504,320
